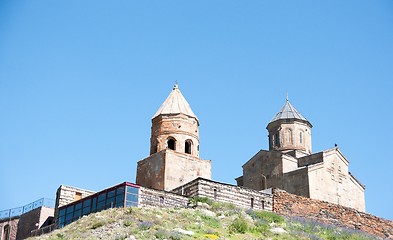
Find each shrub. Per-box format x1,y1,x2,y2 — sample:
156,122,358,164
189,196,213,206
139,221,153,230
123,220,133,227
251,221,270,234
200,215,221,228
228,217,248,234
169,231,182,240
247,210,284,224
56,233,65,239
125,207,134,215
91,221,104,229
155,229,171,239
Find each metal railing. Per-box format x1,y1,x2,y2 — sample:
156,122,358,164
0,198,55,220
31,223,57,237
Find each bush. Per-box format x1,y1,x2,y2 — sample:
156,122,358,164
139,221,153,230
56,233,65,239
200,215,221,228
228,217,248,234
123,220,133,227
91,221,104,229
155,229,171,239
247,210,284,224
189,196,213,206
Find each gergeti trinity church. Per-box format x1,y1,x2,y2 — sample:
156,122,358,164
136,84,365,212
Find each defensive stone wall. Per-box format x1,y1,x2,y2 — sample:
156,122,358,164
272,189,393,239
172,178,273,211
139,187,189,208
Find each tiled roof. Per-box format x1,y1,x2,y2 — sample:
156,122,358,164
270,99,309,123
152,84,198,121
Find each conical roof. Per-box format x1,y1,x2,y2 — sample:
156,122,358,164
269,99,310,124
152,84,199,122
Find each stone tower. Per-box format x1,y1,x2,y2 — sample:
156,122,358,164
136,84,211,191
266,98,312,155
150,84,200,157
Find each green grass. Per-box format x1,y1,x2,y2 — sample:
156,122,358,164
28,203,376,240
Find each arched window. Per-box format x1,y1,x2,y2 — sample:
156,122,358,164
213,188,217,200
300,132,303,144
185,140,192,154
167,138,176,150
3,224,10,240
250,197,254,209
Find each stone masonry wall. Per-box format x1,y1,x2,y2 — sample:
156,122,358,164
139,187,189,208
16,206,54,240
55,185,95,221
0,218,19,240
172,178,273,211
55,185,95,208
273,189,393,239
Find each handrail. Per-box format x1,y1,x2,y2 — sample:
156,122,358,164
0,198,55,220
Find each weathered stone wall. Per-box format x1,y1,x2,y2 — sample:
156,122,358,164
0,218,19,240
151,114,200,157
241,150,283,190
267,120,312,154
281,167,310,197
138,187,189,208
136,151,166,190
239,147,365,212
164,150,211,191
55,185,95,220
15,206,54,240
305,149,365,212
55,185,95,208
172,178,273,211
273,189,393,239
137,149,211,191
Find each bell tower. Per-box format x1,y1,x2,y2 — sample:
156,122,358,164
267,98,312,155
136,84,211,191
150,84,200,157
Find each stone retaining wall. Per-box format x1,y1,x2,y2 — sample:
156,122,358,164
272,189,393,239
172,178,273,211
139,187,189,208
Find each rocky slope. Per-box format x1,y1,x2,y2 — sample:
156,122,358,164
29,199,376,240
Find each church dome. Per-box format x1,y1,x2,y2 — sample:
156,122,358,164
269,99,311,127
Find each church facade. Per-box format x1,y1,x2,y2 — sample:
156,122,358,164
236,99,365,211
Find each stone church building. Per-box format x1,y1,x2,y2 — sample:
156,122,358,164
236,99,366,212
136,84,365,212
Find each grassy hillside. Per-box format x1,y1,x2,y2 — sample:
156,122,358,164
29,198,375,240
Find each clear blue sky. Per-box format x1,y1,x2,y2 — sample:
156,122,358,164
1,1,392,220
